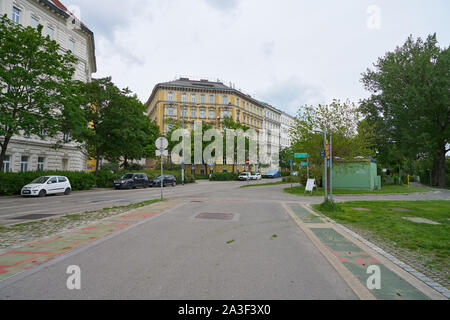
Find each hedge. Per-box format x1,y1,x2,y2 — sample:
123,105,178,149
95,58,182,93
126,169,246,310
0,171,97,195
209,172,239,181
0,169,196,195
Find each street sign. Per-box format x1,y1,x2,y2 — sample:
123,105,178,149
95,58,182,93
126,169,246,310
326,140,330,158
301,161,308,166
245,158,250,165
295,153,308,158
320,150,326,157
305,179,317,193
156,137,169,150
289,160,294,165
155,149,168,157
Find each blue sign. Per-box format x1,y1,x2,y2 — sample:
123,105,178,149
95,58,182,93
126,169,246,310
320,150,326,157
289,160,294,165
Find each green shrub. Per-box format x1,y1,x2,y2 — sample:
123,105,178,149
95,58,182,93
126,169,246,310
100,162,120,173
0,171,96,195
95,170,122,188
194,174,210,180
282,176,302,183
125,163,144,171
209,172,238,181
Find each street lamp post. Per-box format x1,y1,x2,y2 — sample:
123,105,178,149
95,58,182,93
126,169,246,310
323,127,328,203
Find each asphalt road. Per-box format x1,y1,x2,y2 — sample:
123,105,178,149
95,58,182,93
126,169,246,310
1,180,449,226
0,180,448,299
0,194,356,299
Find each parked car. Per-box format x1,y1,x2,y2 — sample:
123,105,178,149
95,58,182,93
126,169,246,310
21,176,71,197
238,172,252,181
113,173,149,189
250,173,262,180
266,169,281,178
150,175,177,187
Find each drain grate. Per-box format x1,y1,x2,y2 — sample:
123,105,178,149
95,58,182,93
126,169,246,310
196,213,234,220
13,214,57,220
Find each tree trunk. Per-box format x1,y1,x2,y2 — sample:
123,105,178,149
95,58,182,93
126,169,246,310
0,136,12,172
432,145,446,188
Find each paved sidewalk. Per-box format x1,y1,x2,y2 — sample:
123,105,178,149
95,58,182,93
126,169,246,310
0,201,181,281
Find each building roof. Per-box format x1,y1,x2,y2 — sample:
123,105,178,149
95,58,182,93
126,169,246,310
37,0,97,73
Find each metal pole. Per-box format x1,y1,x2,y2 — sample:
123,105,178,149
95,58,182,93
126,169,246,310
330,134,333,203
160,155,163,200
182,118,185,186
307,157,309,180
324,128,327,202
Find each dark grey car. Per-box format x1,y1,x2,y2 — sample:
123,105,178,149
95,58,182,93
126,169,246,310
149,175,177,187
113,173,149,189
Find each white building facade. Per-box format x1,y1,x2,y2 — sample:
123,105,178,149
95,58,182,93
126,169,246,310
280,111,296,150
261,103,281,169
0,0,96,173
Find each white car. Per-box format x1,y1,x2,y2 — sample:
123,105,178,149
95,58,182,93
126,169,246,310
238,172,252,181
250,173,262,180
21,176,72,197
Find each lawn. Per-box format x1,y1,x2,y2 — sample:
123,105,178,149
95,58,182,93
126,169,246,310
312,200,450,277
284,184,431,196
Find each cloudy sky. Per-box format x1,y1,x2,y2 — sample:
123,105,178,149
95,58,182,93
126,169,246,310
67,0,450,116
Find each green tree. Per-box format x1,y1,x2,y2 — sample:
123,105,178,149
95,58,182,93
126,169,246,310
361,34,449,187
290,100,375,183
102,88,160,168
79,77,119,175
0,15,80,170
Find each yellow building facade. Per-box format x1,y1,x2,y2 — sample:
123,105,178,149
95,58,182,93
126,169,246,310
145,78,266,174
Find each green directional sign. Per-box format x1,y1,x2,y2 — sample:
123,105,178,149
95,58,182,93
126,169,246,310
301,161,308,166
295,153,308,158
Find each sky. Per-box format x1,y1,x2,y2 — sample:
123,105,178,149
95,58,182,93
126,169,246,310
66,0,450,116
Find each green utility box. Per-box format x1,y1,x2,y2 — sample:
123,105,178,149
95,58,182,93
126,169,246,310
332,158,381,191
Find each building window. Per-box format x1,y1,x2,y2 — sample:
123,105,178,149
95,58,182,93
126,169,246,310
2,155,11,172
181,93,187,102
168,91,174,101
223,110,229,118
236,98,240,106
208,108,215,119
69,39,75,52
190,107,197,118
12,7,20,24
38,157,45,171
63,133,70,142
166,105,174,116
209,95,214,104
47,25,55,40
200,108,206,119
31,15,39,28
20,156,29,172
181,106,187,118
237,111,240,122
200,94,206,103
191,94,196,103
222,96,228,105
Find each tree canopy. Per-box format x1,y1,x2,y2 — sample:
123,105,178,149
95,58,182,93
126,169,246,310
0,14,80,169
360,34,449,187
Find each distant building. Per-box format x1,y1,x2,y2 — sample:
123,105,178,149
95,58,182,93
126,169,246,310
280,111,296,150
0,0,96,173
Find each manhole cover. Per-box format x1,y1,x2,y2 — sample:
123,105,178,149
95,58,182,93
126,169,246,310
196,213,234,220
13,214,57,220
